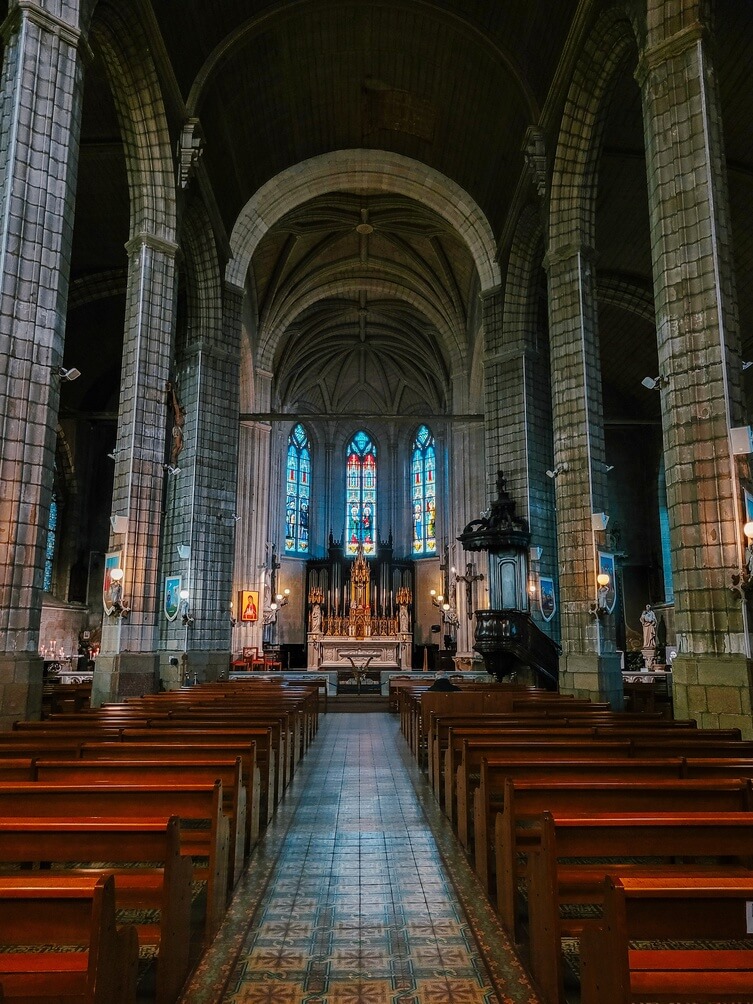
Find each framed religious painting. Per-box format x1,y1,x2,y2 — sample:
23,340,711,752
597,551,617,614
538,576,556,622
164,575,181,621
102,551,122,615
240,589,259,622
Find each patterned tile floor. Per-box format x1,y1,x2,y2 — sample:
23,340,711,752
181,713,540,1004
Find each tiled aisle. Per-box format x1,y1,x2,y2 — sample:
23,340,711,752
182,713,540,1004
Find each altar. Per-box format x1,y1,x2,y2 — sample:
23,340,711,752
305,541,413,670
308,636,411,670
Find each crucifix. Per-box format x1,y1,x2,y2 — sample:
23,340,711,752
455,561,484,620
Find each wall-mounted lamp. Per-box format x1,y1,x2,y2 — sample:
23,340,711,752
589,572,611,619
58,366,81,382
731,521,753,598
591,512,609,531
178,588,194,626
106,567,130,618
641,375,670,391
274,588,291,612
546,462,569,479
229,600,236,627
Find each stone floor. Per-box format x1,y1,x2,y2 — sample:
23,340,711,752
181,712,540,1004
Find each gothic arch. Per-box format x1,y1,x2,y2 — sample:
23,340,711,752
91,3,176,243
227,150,500,294
549,7,640,252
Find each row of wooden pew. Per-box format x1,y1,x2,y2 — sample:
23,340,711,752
398,681,753,1004
0,678,322,1003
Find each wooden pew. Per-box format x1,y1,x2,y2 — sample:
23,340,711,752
0,816,192,1004
470,755,685,896
527,812,753,1004
451,732,753,843
579,876,753,1003
0,873,137,1004
119,728,277,822
0,783,229,941
492,777,753,937
0,758,35,780
80,741,261,848
35,757,247,888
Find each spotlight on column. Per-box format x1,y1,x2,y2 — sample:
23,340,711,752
641,375,669,390
163,464,180,476
545,462,569,479
596,461,614,473
743,361,753,371
177,544,191,560
58,366,81,382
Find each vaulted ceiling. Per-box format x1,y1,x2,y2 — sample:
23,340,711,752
1,0,751,429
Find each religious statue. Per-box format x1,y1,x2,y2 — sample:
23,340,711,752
166,381,186,466
399,603,409,634
311,602,322,633
640,604,657,650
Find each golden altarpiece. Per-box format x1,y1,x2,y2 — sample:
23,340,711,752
305,536,413,669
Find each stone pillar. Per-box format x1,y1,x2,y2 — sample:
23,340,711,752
638,8,752,733
93,234,179,704
0,2,88,726
160,280,243,686
545,245,621,706
232,371,273,659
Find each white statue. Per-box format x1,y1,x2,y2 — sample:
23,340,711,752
311,603,322,633
640,604,657,650
399,604,409,634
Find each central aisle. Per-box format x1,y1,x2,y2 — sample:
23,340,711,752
183,713,540,1004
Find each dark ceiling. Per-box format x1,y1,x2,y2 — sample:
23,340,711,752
3,0,751,429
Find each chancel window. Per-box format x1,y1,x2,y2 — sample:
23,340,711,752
43,491,58,592
284,423,311,555
411,424,436,555
345,431,376,555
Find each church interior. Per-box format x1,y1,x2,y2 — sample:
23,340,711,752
2,0,753,1001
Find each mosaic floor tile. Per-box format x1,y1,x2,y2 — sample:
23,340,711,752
181,713,541,1003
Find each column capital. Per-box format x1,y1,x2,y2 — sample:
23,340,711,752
125,232,180,259
635,20,706,88
1,1,93,60
543,242,598,273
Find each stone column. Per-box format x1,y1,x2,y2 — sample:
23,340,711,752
638,9,751,733
232,371,273,658
93,234,179,704
160,280,243,686
545,245,621,706
0,2,88,726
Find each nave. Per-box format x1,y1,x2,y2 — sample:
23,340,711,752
184,712,538,1004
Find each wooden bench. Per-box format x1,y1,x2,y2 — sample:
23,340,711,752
450,732,753,844
0,873,137,1004
0,816,192,1004
80,741,261,848
470,756,686,896
35,757,247,889
0,758,35,780
527,812,753,1004
0,783,229,942
579,876,753,1003
492,777,753,938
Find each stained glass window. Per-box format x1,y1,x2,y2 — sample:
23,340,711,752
284,424,311,555
345,431,377,555
43,492,58,592
411,425,436,555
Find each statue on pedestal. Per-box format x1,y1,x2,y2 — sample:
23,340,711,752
640,604,657,667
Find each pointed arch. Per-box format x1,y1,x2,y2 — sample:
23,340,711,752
410,424,437,556
345,431,377,556
284,423,311,555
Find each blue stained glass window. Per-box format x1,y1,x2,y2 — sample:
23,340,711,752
285,424,311,555
345,431,377,555
43,493,58,592
411,425,436,556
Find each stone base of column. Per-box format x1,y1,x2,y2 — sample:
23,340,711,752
91,652,160,707
183,650,230,685
559,652,623,709
0,653,44,730
671,655,753,737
